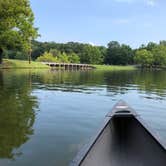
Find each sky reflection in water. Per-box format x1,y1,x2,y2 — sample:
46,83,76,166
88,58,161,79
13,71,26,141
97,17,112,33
0,69,166,166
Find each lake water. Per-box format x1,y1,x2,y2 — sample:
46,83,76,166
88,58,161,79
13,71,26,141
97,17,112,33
0,69,166,166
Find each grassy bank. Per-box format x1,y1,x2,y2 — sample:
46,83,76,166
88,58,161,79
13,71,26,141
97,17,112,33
0,59,50,69
93,65,136,71
0,59,136,71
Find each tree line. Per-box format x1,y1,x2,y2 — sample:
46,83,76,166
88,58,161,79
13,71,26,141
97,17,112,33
134,41,166,67
3,40,166,67
1,0,166,67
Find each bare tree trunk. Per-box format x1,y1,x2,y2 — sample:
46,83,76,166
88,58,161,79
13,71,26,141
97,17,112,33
28,54,31,64
0,70,3,86
0,48,3,64
28,49,32,64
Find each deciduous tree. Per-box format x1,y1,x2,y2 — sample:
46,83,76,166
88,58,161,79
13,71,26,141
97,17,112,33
0,0,38,64
134,49,154,67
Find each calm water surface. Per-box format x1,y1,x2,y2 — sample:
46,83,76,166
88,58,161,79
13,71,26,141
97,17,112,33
0,69,166,166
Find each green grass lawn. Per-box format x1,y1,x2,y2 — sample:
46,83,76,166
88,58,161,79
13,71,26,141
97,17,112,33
93,65,136,71
0,59,50,69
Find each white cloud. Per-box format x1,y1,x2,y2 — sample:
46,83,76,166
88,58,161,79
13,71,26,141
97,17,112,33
88,42,96,46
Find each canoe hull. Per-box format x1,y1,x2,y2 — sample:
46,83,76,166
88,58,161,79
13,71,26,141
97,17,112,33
70,101,166,166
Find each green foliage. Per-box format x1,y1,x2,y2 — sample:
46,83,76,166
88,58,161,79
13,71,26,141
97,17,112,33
68,53,80,63
146,42,157,51
31,40,46,60
79,45,103,64
31,41,105,64
134,43,166,67
159,40,166,46
1,50,28,60
152,45,166,66
30,40,166,67
15,52,27,60
3,34,166,67
105,41,133,65
57,52,69,63
36,50,81,63
36,52,59,62
134,49,154,67
0,0,38,63
2,50,9,59
49,49,61,57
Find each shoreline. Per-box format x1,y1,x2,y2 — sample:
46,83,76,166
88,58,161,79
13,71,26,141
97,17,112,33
0,59,50,69
92,65,136,71
1,59,136,71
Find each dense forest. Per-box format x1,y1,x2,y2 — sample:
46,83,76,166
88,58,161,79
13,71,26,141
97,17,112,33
3,40,166,67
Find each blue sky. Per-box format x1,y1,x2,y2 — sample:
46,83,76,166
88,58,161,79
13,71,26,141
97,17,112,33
30,0,166,48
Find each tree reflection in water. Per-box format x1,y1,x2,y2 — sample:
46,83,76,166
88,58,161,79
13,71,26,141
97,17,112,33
0,70,38,159
0,69,166,163
33,70,166,99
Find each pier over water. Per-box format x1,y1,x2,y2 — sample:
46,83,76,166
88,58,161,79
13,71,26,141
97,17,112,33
42,62,94,70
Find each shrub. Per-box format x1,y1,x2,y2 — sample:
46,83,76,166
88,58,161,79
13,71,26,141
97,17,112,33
134,49,154,67
57,52,69,63
36,52,58,62
68,53,80,63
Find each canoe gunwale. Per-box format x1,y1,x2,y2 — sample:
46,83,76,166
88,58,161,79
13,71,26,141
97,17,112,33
70,116,111,166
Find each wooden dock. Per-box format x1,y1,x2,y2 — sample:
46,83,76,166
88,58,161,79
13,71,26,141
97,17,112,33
42,62,94,70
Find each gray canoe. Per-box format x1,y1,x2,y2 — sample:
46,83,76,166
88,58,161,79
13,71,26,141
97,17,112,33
70,100,166,166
